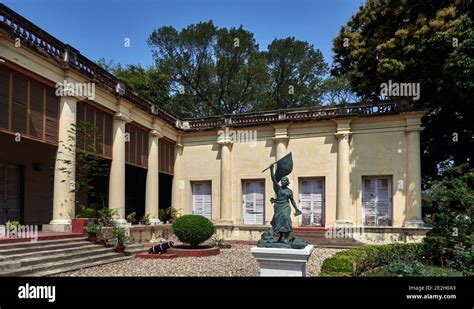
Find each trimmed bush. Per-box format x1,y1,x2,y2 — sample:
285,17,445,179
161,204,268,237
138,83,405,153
422,236,448,264
172,215,215,246
320,243,425,277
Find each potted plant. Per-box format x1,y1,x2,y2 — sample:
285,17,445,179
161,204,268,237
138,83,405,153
72,207,96,233
126,212,136,225
84,223,100,242
168,207,181,223
112,226,129,253
139,214,150,225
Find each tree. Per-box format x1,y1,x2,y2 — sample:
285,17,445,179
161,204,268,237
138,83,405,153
332,0,473,182
148,21,268,117
320,75,359,105
264,37,328,109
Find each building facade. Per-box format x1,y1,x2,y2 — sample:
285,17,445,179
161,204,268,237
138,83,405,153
0,5,428,242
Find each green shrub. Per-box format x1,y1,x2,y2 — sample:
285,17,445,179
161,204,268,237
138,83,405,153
387,260,428,277
85,223,100,235
423,236,448,264
448,246,474,276
97,208,118,227
77,207,96,218
320,243,425,276
111,226,129,246
172,215,215,246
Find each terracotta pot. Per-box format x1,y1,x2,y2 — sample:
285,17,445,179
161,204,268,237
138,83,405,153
139,220,145,225
72,218,89,233
87,233,97,242
115,245,125,253
99,239,108,247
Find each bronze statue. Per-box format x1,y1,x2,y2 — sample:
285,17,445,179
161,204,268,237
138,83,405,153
257,153,308,249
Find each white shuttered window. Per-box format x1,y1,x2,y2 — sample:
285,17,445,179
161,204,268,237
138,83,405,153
362,176,392,226
242,180,265,225
299,178,325,226
192,181,212,220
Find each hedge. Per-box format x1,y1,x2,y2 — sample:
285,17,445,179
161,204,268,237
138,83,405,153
171,214,215,246
320,243,425,277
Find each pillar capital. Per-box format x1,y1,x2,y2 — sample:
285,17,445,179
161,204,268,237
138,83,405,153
113,112,132,123
217,136,234,145
149,129,163,138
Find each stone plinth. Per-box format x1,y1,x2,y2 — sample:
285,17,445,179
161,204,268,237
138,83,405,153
251,245,314,277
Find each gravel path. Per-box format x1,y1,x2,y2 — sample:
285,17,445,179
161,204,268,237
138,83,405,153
54,245,343,277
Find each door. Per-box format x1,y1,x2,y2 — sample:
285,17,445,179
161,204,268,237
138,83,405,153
192,181,212,219
0,164,21,224
362,176,392,226
299,178,325,226
242,180,265,225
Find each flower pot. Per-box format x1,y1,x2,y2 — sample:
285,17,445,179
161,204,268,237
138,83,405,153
72,218,89,233
87,233,97,242
115,245,125,253
139,220,145,225
99,239,108,247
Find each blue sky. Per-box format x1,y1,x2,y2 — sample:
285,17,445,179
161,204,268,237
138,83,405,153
3,0,365,68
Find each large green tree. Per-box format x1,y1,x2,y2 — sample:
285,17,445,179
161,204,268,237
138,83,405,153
332,0,473,182
264,37,328,109
148,21,268,117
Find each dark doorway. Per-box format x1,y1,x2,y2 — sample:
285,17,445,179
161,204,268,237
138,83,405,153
159,173,173,211
0,163,22,224
125,165,146,221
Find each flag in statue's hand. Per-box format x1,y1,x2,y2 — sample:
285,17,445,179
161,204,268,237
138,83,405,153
274,153,293,182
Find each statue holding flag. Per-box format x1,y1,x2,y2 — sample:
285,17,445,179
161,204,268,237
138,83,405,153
258,153,307,249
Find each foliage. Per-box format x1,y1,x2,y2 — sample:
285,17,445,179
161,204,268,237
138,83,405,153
209,234,230,249
171,215,215,246
423,163,474,247
126,212,136,223
97,208,118,227
76,207,96,218
111,226,129,247
320,243,425,276
387,259,428,277
264,37,328,109
332,1,473,181
422,236,448,264
140,213,151,225
159,207,181,222
57,121,110,215
5,220,21,231
84,223,100,235
447,246,474,276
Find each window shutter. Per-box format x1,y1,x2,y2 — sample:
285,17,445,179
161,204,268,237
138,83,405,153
299,179,324,226
29,81,44,139
0,67,10,129
376,178,391,226
243,181,264,225
363,178,377,226
11,73,28,134
44,88,58,143
192,182,212,220
300,180,312,226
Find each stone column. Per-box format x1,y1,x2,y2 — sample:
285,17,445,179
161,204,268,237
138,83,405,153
403,115,424,227
218,134,233,223
145,125,162,225
47,96,77,232
273,124,289,160
171,139,184,214
109,112,131,224
335,119,353,226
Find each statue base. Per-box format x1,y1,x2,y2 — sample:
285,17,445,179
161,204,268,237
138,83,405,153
250,245,314,277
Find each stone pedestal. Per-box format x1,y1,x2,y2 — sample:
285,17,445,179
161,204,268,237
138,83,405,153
251,245,314,277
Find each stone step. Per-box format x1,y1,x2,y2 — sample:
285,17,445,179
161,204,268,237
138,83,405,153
0,243,99,262
0,237,86,251
0,252,124,276
0,246,115,270
31,256,133,277
0,240,93,256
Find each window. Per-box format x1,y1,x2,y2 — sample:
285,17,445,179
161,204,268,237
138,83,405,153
362,176,392,226
299,178,325,226
192,181,212,219
242,180,265,225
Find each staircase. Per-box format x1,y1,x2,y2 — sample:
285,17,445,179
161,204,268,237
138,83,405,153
0,236,147,277
292,228,363,248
